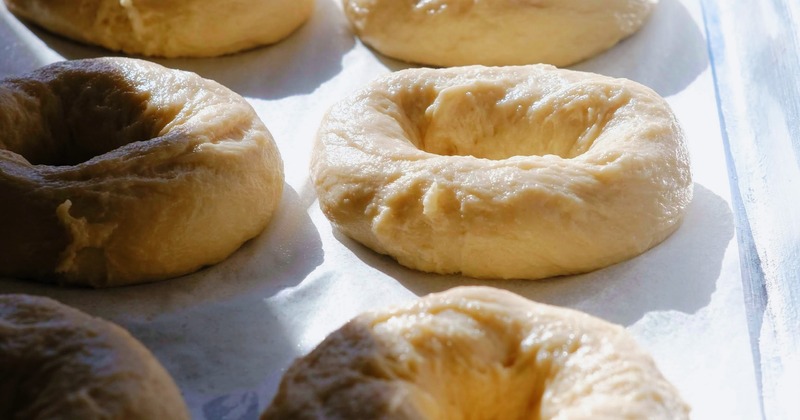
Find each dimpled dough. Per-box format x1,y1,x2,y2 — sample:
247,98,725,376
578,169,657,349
311,65,692,280
263,287,690,419
343,0,658,66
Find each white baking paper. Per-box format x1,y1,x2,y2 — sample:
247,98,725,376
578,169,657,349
0,0,761,418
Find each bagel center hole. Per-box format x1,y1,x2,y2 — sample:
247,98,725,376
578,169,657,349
376,310,552,418
2,70,175,166
403,82,625,160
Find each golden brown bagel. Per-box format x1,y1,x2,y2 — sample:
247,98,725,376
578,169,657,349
311,65,692,280
0,58,284,287
343,0,657,66
263,286,690,419
0,294,189,419
4,0,314,57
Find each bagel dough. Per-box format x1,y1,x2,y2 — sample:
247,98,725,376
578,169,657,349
0,294,189,419
0,58,284,287
4,0,314,57
263,286,690,419
311,65,692,280
343,0,657,67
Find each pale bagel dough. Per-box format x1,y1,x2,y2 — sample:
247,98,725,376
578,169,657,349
4,0,314,57
0,294,189,419
343,0,657,67
263,286,690,419
0,58,284,287
311,65,692,280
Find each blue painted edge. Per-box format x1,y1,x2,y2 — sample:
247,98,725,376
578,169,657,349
699,0,768,418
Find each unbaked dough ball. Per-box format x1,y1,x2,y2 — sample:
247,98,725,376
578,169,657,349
263,286,690,419
4,0,314,57
0,294,189,420
0,58,284,287
343,0,657,66
311,65,692,280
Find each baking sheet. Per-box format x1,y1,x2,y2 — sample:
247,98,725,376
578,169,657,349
0,0,760,418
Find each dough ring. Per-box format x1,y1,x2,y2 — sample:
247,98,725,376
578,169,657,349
344,0,657,67
0,294,189,419
0,58,284,287
4,0,314,57
263,286,690,419
311,65,692,280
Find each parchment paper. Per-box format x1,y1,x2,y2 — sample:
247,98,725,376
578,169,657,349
0,0,760,418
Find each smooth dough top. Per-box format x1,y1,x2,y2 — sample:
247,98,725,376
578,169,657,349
264,286,691,419
0,294,189,419
343,0,658,66
4,0,314,57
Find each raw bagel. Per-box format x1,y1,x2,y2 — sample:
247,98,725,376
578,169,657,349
311,65,692,280
343,0,657,67
0,294,189,419
0,58,284,287
3,0,314,57
263,286,690,419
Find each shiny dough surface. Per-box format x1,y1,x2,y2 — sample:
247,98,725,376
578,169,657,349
3,0,314,57
0,294,189,419
311,65,692,280
343,0,657,66
263,286,690,419
0,58,284,287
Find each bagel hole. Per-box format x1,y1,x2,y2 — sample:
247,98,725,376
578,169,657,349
2,66,176,166
400,82,626,160
380,309,548,418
